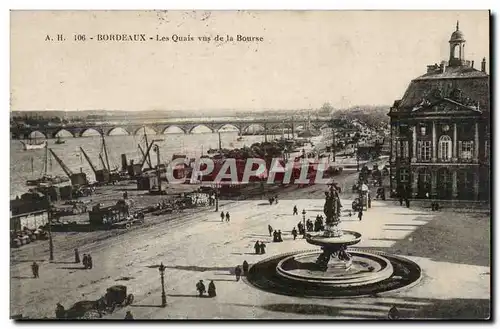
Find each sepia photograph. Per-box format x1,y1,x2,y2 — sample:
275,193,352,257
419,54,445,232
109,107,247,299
9,10,491,320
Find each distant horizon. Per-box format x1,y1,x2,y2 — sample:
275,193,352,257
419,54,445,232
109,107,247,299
11,104,390,114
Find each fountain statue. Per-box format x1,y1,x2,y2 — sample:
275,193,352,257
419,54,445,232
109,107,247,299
247,184,422,297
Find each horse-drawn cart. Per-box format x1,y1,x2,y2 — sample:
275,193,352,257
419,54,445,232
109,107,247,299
55,285,134,319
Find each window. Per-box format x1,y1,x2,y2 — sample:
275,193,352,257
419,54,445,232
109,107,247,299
402,141,409,158
485,140,490,161
438,135,452,161
417,140,432,161
459,141,474,160
400,169,409,183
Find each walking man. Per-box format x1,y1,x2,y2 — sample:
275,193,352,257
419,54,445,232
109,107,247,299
208,280,217,297
293,205,298,215
268,224,273,237
358,209,363,221
292,227,298,240
31,261,39,278
87,254,93,269
242,260,249,276
74,248,80,264
225,212,230,222
254,241,260,254
259,241,266,254
220,211,225,222
196,280,206,297
235,265,242,282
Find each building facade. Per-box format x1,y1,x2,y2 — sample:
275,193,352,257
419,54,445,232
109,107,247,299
388,23,490,201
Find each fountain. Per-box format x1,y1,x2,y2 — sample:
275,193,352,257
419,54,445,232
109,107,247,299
246,184,422,297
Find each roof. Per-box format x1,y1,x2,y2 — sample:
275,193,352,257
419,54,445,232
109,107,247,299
450,29,465,43
392,65,490,113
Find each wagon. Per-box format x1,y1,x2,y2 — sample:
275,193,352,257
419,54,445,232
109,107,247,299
103,285,134,312
55,285,134,319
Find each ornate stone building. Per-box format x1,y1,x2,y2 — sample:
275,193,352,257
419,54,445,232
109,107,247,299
388,23,490,201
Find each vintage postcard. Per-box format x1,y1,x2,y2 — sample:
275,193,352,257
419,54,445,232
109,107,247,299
9,10,491,320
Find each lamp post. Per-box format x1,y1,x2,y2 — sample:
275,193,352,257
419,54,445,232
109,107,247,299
214,183,219,212
46,196,54,261
302,209,307,238
158,262,167,307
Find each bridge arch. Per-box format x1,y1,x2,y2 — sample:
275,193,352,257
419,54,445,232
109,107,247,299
161,125,186,134
79,128,102,137
52,129,74,138
242,124,265,134
28,130,47,139
214,124,240,133
189,124,213,134
106,127,130,136
133,126,157,136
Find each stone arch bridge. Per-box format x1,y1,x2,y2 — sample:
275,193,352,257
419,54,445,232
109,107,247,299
11,118,333,139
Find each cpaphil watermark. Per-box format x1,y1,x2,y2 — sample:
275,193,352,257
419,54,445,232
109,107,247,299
164,157,337,185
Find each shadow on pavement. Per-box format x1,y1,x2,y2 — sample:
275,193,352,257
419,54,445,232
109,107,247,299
57,266,87,270
129,304,165,308
226,296,490,319
159,265,236,274
372,212,490,267
167,294,209,298
11,276,35,280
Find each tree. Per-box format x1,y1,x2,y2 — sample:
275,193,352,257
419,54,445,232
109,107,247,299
318,102,334,116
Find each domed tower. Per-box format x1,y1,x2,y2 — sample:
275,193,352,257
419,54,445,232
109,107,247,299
449,21,466,67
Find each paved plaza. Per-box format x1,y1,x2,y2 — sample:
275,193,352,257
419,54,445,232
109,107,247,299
10,183,490,319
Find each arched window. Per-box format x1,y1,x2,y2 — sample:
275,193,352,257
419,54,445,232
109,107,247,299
438,135,452,161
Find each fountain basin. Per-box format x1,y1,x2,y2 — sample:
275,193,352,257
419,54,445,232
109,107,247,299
306,230,362,249
276,250,393,288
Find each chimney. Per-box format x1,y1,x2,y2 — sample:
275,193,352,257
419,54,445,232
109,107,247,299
121,154,128,171
471,60,475,68
481,57,486,72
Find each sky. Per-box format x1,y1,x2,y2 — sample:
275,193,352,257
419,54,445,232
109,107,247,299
10,10,490,112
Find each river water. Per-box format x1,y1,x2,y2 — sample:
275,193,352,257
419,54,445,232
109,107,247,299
10,132,310,199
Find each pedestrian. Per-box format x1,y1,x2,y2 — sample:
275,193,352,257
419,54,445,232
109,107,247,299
196,280,206,297
31,261,39,278
225,212,230,222
235,265,242,281
74,248,80,264
82,254,88,269
275,195,278,204
405,197,410,208
124,311,134,320
292,227,298,240
358,209,363,221
242,260,249,276
297,222,304,235
368,194,372,208
259,241,266,254
87,254,93,269
254,241,260,254
269,197,274,206
273,230,278,242
268,224,273,237
293,205,298,215
208,280,216,297
277,230,283,242
220,211,225,222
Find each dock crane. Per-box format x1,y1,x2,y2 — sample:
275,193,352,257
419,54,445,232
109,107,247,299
80,147,111,184
49,148,88,186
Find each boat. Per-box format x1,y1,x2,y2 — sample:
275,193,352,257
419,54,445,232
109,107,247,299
55,136,66,144
25,146,70,187
20,139,47,150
